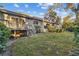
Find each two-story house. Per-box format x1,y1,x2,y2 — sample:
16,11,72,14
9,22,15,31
0,8,43,37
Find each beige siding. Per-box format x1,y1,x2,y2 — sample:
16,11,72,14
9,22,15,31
3,13,26,30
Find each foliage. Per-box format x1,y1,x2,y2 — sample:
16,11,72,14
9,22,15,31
44,7,62,32
68,26,79,56
46,23,62,32
48,8,57,18
11,32,74,56
52,3,79,25
34,24,41,33
62,15,75,32
0,22,11,53
46,23,54,32
53,3,79,55
45,22,62,32
44,7,60,25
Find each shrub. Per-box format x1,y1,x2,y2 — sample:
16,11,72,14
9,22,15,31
47,24,62,32
0,22,11,53
47,24,55,32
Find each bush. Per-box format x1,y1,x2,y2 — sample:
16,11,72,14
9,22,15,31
47,24,62,32
47,24,55,32
0,22,11,53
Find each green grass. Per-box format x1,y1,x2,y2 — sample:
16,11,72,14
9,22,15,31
11,32,75,56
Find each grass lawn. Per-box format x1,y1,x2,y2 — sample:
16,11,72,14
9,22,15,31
11,32,75,56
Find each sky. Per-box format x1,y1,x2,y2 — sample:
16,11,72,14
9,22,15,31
0,3,73,18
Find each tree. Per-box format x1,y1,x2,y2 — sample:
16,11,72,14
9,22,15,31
45,6,62,24
52,3,79,25
48,3,79,55
62,15,75,31
65,4,79,55
44,7,57,25
0,22,11,53
44,6,62,32
52,3,79,56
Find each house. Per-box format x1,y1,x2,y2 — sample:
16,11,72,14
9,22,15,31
0,8,43,37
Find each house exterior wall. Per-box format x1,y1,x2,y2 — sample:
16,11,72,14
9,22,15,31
2,13,26,30
0,9,44,37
